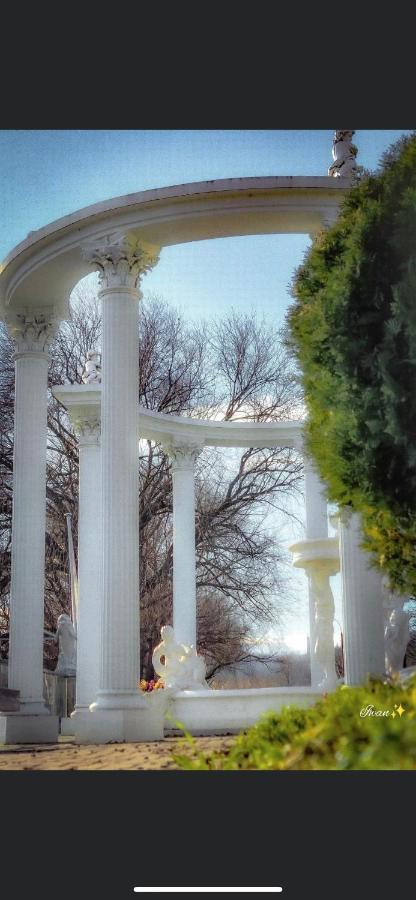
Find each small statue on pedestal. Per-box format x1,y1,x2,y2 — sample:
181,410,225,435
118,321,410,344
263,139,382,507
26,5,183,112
82,350,102,384
328,130,360,178
152,625,209,692
55,613,77,676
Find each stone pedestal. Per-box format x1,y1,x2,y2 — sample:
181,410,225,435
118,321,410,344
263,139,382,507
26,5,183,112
0,713,59,744
339,511,385,684
290,537,339,692
74,691,167,743
0,688,19,712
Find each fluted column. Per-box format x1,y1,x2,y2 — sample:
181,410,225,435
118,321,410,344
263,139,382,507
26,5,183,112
339,510,385,684
7,310,57,711
165,441,202,648
72,412,102,719
51,382,103,735
304,457,329,542
0,309,59,743
303,454,329,687
80,234,160,742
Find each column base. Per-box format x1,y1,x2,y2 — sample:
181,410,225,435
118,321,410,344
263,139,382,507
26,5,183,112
74,692,168,744
69,706,93,740
0,712,59,744
60,717,75,736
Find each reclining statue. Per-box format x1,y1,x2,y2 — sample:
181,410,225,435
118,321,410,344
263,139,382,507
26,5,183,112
152,625,209,692
55,613,77,677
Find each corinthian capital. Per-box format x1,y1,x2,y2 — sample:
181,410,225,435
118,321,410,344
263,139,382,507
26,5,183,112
163,439,203,470
73,414,101,447
6,307,59,355
82,232,159,291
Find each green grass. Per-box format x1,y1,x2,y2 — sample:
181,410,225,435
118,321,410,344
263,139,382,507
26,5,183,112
173,675,416,770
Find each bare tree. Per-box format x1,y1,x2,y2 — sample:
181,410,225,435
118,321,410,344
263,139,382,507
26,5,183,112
0,277,303,676
209,309,301,422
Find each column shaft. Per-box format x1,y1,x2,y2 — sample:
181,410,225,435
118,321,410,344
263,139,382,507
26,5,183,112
8,352,49,709
172,461,198,647
304,458,328,687
339,511,385,684
304,461,329,540
99,288,140,696
74,429,102,712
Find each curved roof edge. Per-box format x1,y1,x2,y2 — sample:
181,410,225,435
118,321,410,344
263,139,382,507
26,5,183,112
2,175,350,268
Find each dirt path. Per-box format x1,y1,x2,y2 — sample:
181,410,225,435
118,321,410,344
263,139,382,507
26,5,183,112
0,734,234,770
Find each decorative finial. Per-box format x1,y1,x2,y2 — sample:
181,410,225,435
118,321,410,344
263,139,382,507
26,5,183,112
328,130,359,178
81,349,101,384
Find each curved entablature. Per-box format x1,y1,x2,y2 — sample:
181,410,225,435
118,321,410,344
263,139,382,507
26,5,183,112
52,384,304,449
0,176,349,317
138,405,303,448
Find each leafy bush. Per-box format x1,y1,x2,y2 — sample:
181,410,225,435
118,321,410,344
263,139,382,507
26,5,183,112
173,675,416,769
288,133,416,593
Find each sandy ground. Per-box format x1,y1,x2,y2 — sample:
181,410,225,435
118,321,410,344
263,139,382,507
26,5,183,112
0,734,235,770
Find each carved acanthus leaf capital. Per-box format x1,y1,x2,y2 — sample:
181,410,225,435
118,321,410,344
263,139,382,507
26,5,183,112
73,415,101,446
82,232,160,291
6,307,59,355
163,439,203,470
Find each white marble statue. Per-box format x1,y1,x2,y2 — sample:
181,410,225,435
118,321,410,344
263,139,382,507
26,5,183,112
55,613,77,676
311,568,338,692
328,130,359,178
82,350,102,384
152,625,209,692
384,592,410,675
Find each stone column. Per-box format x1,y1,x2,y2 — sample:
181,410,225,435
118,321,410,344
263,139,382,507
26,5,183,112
303,454,329,687
164,441,202,648
0,309,59,742
80,234,161,743
51,382,103,737
304,457,329,542
339,510,385,685
72,411,102,724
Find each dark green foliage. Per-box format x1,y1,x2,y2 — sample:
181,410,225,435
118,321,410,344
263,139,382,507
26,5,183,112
288,133,416,593
174,675,416,770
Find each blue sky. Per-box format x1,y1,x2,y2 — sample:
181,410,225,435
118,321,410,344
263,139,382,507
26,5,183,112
1,130,411,652
0,130,411,327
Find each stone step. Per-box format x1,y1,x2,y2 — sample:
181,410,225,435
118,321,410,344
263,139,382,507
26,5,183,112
0,688,20,712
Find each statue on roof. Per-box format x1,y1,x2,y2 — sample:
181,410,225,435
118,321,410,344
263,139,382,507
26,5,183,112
328,130,359,178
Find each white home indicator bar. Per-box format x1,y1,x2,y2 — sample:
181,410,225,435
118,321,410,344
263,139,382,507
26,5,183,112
133,889,283,894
